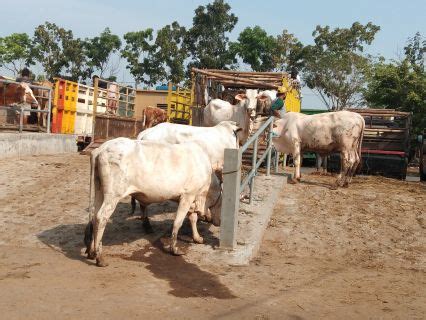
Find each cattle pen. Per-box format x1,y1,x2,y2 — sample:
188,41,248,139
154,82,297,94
0,78,53,133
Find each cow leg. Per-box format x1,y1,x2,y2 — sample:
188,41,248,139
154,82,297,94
170,195,196,255
188,212,204,244
93,197,119,267
140,204,154,234
290,142,301,183
336,151,351,188
322,156,328,174
345,150,359,186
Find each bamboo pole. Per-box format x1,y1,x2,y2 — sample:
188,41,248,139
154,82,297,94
205,69,287,76
192,68,278,89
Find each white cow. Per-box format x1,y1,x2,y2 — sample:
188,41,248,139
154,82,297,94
137,120,242,172
272,111,365,187
133,121,241,228
203,89,258,143
85,138,222,266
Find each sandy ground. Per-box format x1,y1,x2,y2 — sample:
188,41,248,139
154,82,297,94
0,153,425,319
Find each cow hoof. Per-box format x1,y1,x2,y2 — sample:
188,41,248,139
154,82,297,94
288,178,298,184
87,251,96,260
296,177,301,182
193,236,204,244
96,256,109,267
170,246,185,256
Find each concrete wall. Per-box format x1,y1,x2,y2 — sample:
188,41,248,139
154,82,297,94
134,90,168,120
0,133,77,159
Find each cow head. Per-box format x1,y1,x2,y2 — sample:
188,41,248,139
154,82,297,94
235,89,258,118
256,93,272,115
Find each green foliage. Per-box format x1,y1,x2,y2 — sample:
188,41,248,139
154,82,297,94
121,29,161,86
303,22,380,110
85,28,121,78
275,29,304,72
0,33,34,75
155,22,187,84
32,22,74,80
365,33,426,135
185,0,238,70
62,37,88,81
230,26,277,72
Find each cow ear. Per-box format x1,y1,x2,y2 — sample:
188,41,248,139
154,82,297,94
257,94,269,102
235,94,247,101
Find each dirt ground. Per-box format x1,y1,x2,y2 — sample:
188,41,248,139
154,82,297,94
0,153,425,320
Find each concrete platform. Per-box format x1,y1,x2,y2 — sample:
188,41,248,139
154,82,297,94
0,132,77,159
189,172,288,266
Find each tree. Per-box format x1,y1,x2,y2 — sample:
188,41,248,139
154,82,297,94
0,33,34,76
85,28,121,78
230,26,277,72
32,22,73,80
303,22,380,110
155,22,188,84
121,29,162,87
404,31,425,73
185,0,238,70
62,37,88,81
274,29,304,72
365,33,426,135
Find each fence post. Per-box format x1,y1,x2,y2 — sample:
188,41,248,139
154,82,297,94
47,88,52,133
266,120,273,176
249,138,258,204
220,148,241,250
19,106,24,133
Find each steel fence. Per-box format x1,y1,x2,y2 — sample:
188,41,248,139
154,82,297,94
219,116,275,249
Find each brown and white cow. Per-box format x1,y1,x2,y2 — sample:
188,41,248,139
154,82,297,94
272,111,365,187
142,106,167,129
85,138,222,266
0,77,39,125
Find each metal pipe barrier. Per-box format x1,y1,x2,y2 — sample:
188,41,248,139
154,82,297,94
220,116,275,249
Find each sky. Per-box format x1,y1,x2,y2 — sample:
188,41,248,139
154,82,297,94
1,0,425,108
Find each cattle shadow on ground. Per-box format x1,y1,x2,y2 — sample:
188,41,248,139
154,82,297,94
37,202,219,266
124,238,236,299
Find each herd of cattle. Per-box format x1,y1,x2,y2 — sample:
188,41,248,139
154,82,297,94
0,79,365,266
83,88,365,267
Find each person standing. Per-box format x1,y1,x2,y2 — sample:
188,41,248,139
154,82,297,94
270,86,287,118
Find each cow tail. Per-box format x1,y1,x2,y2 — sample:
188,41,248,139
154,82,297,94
89,150,98,222
356,116,365,173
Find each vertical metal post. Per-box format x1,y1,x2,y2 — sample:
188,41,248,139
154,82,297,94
220,148,241,250
19,106,24,133
266,120,273,176
47,88,52,133
249,138,258,204
91,77,99,140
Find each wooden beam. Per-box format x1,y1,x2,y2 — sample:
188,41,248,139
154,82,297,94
192,68,278,89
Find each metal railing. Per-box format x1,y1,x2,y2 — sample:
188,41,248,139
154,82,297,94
0,79,52,133
219,116,275,249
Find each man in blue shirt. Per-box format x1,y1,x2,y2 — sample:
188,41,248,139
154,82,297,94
270,86,287,118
